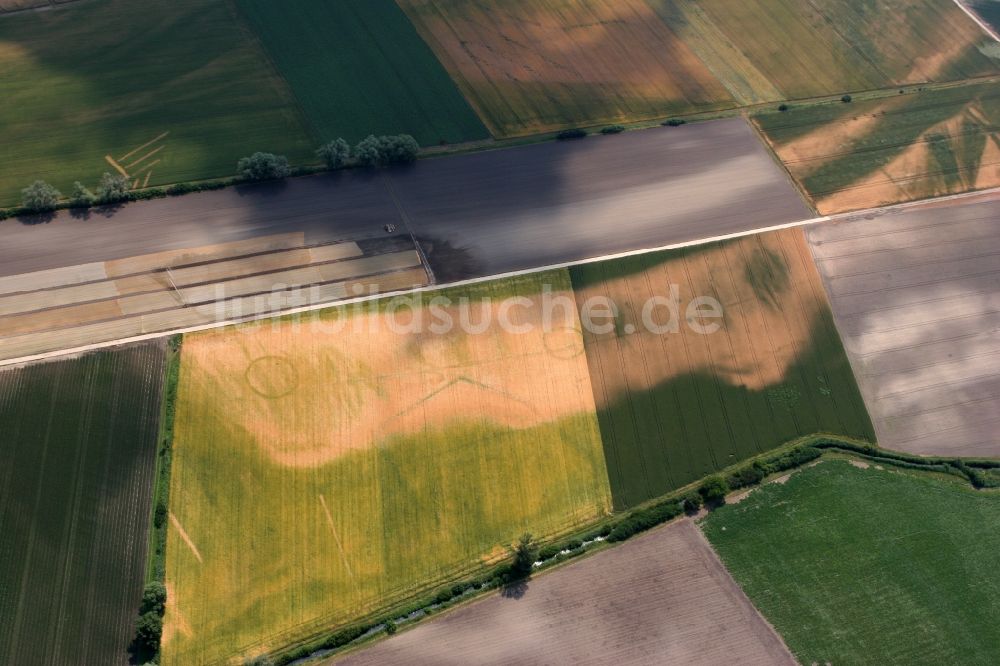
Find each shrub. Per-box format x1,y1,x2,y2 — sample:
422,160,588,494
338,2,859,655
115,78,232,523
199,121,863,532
538,544,561,560
567,539,583,550
778,103,790,112
317,138,351,169
841,94,853,103
353,135,384,167
699,476,729,506
681,491,703,514
384,620,397,636
236,152,291,181
608,500,682,542
153,501,167,529
69,181,95,207
96,172,132,204
556,128,587,140
727,462,766,490
21,180,61,212
600,125,625,134
662,118,686,127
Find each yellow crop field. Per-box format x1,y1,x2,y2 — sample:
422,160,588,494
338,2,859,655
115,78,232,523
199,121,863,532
162,271,611,664
397,0,734,136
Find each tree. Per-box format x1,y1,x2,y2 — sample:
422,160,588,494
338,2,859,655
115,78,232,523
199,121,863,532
380,134,419,165
133,611,162,654
698,476,730,506
69,181,95,207
510,532,539,578
96,172,131,204
353,135,386,168
236,152,291,181
317,138,351,169
352,135,420,168
141,581,167,615
21,180,61,212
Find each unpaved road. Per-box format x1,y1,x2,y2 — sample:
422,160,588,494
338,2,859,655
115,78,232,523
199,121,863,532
0,118,810,286
332,520,794,666
806,196,1000,457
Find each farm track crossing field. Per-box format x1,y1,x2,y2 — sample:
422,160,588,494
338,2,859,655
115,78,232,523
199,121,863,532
0,0,314,207
571,228,874,509
236,0,488,146
333,520,794,665
398,0,735,137
704,460,1000,664
758,83,1000,213
654,0,1000,103
806,197,1000,457
0,342,166,665
163,271,612,665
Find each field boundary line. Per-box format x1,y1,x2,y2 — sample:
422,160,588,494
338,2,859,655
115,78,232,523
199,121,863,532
5,184,1000,368
954,0,1000,42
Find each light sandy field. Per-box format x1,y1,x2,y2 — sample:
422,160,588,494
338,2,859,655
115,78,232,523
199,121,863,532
163,270,612,665
334,519,794,665
0,234,427,362
398,0,733,136
571,228,874,508
806,198,1000,456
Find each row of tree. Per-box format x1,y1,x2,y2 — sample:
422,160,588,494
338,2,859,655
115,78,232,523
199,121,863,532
18,134,421,212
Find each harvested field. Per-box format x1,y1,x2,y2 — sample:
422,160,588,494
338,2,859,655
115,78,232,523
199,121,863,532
333,520,794,666
0,233,427,363
806,198,1000,457
0,342,166,665
571,228,874,509
654,0,1000,103
236,0,488,146
0,0,314,206
162,271,612,665
704,459,1000,663
398,0,734,137
757,83,1000,213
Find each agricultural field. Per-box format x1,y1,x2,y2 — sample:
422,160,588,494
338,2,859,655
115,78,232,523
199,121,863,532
236,0,488,146
570,228,875,509
334,520,794,665
704,459,1000,663
397,0,735,137
162,271,612,665
0,342,166,665
757,82,1000,213
653,0,1000,104
806,197,1000,457
969,0,1000,33
0,0,314,207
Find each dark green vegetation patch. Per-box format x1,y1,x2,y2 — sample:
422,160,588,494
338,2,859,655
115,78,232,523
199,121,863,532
704,460,1000,664
236,0,489,146
0,343,166,664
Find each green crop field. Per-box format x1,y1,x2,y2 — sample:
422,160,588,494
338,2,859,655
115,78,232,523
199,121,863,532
971,1,1000,32
570,229,875,509
758,82,1000,213
236,0,489,146
704,460,1000,663
0,343,166,665
162,272,611,664
0,0,314,207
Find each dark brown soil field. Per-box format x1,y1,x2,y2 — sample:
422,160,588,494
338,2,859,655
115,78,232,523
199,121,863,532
332,520,794,666
0,119,810,286
806,197,1000,456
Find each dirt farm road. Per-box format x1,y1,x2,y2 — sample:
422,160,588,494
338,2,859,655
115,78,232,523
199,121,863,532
0,117,810,284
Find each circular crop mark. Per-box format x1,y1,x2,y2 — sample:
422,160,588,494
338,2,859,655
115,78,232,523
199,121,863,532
245,356,299,399
543,326,585,360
